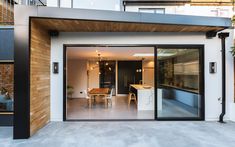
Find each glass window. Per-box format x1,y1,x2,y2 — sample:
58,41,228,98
156,47,203,119
155,8,165,14
0,63,14,112
60,0,71,8
28,0,47,6
211,8,230,17
72,0,120,11
139,8,165,14
47,0,58,7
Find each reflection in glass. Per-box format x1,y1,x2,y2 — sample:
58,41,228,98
47,0,58,7
60,0,71,8
0,63,14,112
157,48,201,118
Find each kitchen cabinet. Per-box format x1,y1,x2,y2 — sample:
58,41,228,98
174,61,199,75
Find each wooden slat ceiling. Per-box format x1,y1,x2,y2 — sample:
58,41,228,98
32,18,225,33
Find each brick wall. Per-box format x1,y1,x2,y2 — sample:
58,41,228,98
0,0,14,25
0,64,14,98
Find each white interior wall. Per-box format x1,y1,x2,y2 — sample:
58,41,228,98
88,61,100,89
50,31,234,121
142,60,154,87
67,59,88,98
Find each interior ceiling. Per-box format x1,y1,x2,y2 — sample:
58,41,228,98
67,47,154,60
67,46,197,60
32,18,224,32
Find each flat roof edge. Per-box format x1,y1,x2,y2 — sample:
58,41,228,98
15,5,232,28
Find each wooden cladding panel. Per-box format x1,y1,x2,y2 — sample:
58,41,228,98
30,21,51,136
32,18,224,33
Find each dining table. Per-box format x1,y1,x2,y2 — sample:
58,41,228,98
88,88,110,107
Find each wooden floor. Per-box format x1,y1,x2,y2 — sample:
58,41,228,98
67,96,154,120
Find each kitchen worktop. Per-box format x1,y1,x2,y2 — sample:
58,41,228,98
130,84,154,90
160,84,198,94
129,84,161,111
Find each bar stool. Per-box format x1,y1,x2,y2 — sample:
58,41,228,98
128,92,137,107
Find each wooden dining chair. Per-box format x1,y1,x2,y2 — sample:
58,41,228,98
87,88,91,92
84,90,92,108
128,92,137,107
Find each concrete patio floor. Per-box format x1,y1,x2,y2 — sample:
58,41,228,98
1,121,235,147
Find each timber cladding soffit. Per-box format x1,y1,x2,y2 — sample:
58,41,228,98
31,18,226,33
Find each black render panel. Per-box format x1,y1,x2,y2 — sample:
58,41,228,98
63,45,67,121
14,26,30,139
0,114,13,126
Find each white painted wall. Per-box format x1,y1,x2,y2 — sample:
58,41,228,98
230,103,235,121
50,31,234,121
230,32,235,122
67,59,88,98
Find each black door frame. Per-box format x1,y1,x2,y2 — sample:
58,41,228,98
63,44,205,121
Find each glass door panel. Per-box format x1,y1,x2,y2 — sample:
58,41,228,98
156,46,203,119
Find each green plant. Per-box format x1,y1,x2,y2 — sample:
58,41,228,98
231,47,235,57
67,85,73,89
67,85,74,98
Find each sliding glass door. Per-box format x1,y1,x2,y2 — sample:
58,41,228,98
155,45,204,120
65,46,155,120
